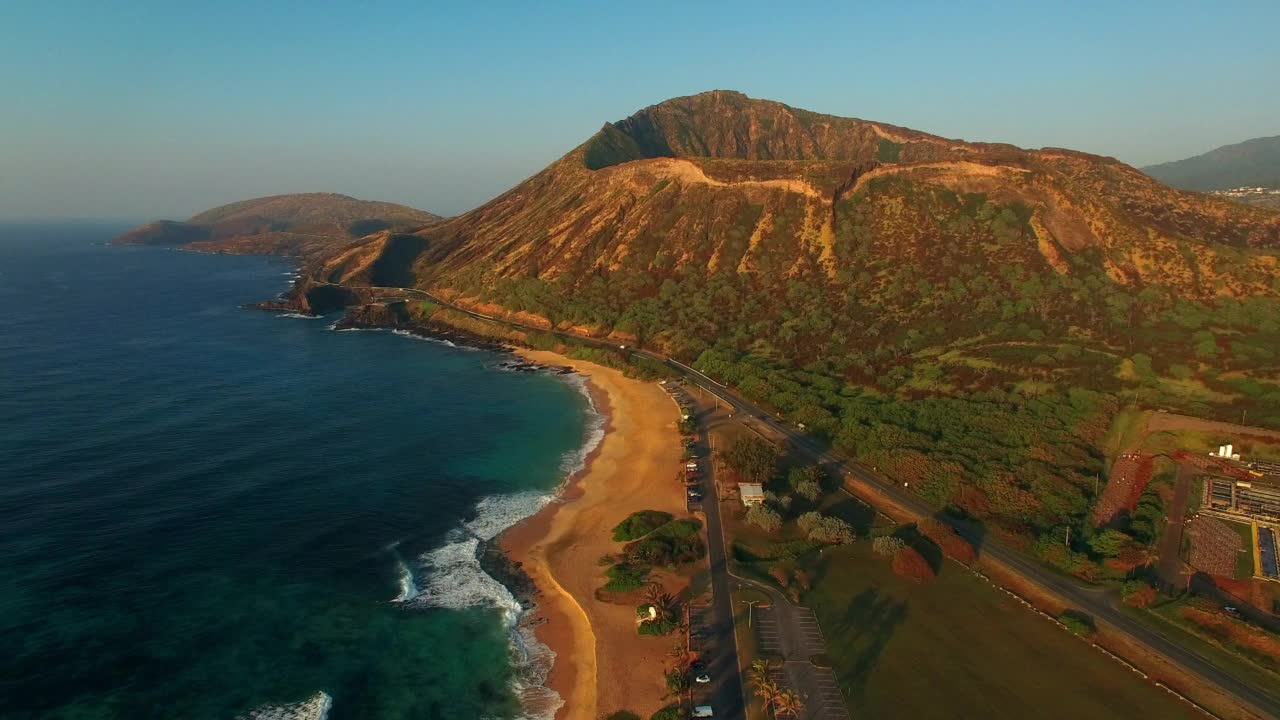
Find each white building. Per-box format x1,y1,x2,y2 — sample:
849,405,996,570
739,483,765,507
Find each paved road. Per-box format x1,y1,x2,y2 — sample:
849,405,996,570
1156,462,1194,591
329,283,1280,719
677,390,746,718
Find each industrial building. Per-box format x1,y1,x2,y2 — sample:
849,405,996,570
1205,460,1280,523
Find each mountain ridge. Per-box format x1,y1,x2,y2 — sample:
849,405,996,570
1143,135,1280,192
113,192,441,258
283,90,1280,552
314,90,1277,304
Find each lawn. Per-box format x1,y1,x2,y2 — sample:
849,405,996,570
802,542,1201,720
1226,520,1258,580
1138,599,1280,691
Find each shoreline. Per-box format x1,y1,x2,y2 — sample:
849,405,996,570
499,348,685,720
263,297,684,718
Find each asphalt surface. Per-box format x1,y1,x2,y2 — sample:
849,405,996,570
672,385,746,719
334,283,1280,719
1156,462,1194,590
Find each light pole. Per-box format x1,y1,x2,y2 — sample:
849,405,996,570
746,599,760,627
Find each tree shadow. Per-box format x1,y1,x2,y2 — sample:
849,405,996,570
836,588,910,700
888,523,945,576
936,506,987,556
1189,571,1280,634
825,495,876,536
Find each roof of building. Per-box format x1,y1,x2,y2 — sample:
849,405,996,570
739,483,765,500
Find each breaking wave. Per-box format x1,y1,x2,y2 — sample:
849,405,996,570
276,312,322,320
400,368,605,720
238,691,332,720
558,373,606,478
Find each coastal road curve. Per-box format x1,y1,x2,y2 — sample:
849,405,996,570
323,282,1280,719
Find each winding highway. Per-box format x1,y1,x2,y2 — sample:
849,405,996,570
330,282,1280,719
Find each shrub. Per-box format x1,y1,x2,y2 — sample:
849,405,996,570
624,533,706,567
604,563,649,592
746,505,783,533
607,713,642,720
795,479,823,502
797,512,855,544
1121,579,1158,608
650,706,688,720
892,547,936,582
872,535,905,556
638,619,677,636
917,518,977,564
788,465,825,491
1088,528,1132,558
612,510,674,541
793,568,812,591
722,437,780,484
1058,610,1096,635
664,668,689,693
770,565,792,588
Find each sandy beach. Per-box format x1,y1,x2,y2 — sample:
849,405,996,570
499,349,686,720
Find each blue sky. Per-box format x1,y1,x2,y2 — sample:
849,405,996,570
2,0,1277,220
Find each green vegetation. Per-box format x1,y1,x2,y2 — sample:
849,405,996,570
721,436,780,484
421,92,1280,572
796,512,855,544
604,563,649,592
745,505,782,533
623,518,705,567
1058,610,1096,636
1135,598,1280,687
876,138,902,162
799,541,1199,718
1226,520,1257,579
649,706,687,720
612,510,675,541
606,713,642,720
604,514,704,593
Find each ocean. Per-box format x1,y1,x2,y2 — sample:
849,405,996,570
0,224,600,719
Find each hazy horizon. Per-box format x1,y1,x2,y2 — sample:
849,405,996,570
3,0,1279,221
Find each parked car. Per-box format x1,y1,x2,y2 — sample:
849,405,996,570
693,706,714,718
695,673,711,684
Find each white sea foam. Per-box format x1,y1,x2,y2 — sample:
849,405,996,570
276,312,323,320
390,328,458,348
558,373,607,479
388,543,421,603
399,370,604,720
238,691,332,720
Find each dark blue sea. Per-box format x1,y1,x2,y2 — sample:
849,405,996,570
0,224,600,719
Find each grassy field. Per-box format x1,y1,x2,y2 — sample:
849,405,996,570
1227,520,1257,579
801,542,1201,719
1136,600,1280,691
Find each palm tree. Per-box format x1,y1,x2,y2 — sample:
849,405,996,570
773,688,806,717
747,658,776,687
753,677,780,716
643,582,664,607
643,583,677,624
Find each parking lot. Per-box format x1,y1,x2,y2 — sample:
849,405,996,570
754,606,783,654
757,661,849,720
793,607,827,655
751,605,850,718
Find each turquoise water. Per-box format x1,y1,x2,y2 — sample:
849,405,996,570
0,225,597,719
